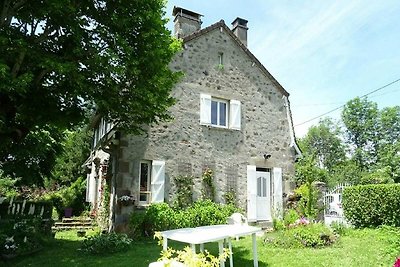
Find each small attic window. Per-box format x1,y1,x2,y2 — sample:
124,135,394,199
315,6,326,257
218,53,224,65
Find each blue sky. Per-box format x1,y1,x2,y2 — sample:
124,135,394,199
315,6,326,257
164,1,400,137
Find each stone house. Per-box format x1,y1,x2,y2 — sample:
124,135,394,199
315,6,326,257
85,7,301,231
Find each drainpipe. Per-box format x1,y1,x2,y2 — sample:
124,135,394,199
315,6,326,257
283,96,302,157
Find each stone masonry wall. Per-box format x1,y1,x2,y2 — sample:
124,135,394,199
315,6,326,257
116,26,296,212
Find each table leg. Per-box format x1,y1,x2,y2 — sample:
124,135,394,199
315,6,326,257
200,243,204,252
191,243,196,253
163,237,168,251
228,238,233,267
218,240,225,267
252,233,258,267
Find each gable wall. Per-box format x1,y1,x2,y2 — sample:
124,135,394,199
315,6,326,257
116,27,296,211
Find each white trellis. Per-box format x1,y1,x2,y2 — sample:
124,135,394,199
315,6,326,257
324,183,349,226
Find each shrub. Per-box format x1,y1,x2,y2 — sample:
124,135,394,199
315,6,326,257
295,184,318,219
80,232,132,255
0,170,19,199
0,217,44,257
264,223,336,248
128,200,240,239
343,184,400,227
144,203,176,235
184,200,238,227
330,221,349,236
129,211,147,239
284,209,300,227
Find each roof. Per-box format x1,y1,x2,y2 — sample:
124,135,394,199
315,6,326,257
181,20,290,97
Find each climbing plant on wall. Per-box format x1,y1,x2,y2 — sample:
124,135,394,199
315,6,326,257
173,175,194,209
201,168,215,201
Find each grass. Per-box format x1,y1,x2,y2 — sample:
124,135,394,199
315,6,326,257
4,227,399,267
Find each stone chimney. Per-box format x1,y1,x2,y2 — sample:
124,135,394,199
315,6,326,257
172,6,203,38
231,17,248,47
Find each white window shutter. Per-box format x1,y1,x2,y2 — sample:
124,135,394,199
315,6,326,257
87,165,97,203
229,100,241,130
151,160,165,203
247,165,257,222
200,93,211,125
273,167,283,218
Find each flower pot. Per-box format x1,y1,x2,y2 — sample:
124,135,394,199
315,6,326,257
64,207,73,218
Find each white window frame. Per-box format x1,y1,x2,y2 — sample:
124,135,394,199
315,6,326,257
211,98,229,128
139,160,152,206
200,93,241,130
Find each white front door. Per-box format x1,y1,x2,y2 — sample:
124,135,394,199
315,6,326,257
256,171,271,221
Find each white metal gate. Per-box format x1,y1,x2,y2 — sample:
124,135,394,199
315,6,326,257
324,183,349,226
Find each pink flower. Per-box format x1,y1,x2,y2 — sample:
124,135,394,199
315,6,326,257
393,257,400,267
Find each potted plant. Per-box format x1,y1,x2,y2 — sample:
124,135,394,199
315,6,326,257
118,195,135,207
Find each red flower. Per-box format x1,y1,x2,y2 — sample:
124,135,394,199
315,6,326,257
394,257,400,267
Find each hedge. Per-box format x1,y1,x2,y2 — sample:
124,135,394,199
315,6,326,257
129,200,240,238
342,184,400,228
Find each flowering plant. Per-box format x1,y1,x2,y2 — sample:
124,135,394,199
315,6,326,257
118,195,135,205
394,257,400,267
3,236,18,254
288,217,310,228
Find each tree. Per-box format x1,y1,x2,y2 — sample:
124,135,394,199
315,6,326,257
299,118,346,172
0,125,65,186
376,106,400,182
342,97,379,170
50,127,92,187
0,0,181,153
0,0,181,186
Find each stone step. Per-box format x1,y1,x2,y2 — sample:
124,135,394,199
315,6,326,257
54,222,93,227
52,225,93,231
255,220,273,230
62,217,92,223
52,217,95,232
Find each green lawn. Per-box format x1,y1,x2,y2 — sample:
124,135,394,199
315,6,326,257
5,227,399,267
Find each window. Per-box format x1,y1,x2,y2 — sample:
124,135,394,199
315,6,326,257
138,160,165,206
139,161,151,205
200,94,241,130
211,99,228,127
218,52,223,65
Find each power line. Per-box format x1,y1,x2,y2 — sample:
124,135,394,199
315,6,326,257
294,78,400,127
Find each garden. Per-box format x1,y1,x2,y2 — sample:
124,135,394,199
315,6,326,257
2,219,400,266
2,191,400,266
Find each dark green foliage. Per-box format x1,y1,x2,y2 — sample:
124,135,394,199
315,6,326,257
0,126,65,186
0,217,48,257
50,129,92,187
1,0,181,185
129,200,239,239
0,169,19,198
60,177,87,216
80,232,132,255
342,184,400,227
264,223,336,248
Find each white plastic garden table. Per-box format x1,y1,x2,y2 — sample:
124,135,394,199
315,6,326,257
161,224,262,267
